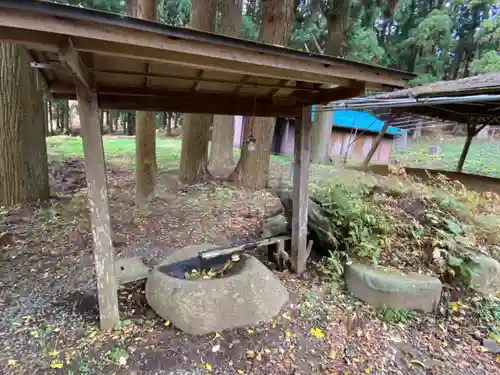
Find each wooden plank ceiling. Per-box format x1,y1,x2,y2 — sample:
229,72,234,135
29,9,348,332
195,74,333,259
0,0,414,117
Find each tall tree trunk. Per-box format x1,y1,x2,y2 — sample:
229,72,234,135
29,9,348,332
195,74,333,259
166,112,172,136
0,44,50,206
127,0,158,206
56,103,61,132
126,112,135,135
310,0,351,164
63,100,70,134
179,0,218,184
229,0,293,189
208,0,243,177
48,99,53,135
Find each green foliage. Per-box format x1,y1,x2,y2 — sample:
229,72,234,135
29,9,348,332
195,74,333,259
299,291,320,320
313,184,392,262
376,305,417,325
473,297,500,341
346,23,386,64
159,0,190,27
470,50,500,74
446,253,481,278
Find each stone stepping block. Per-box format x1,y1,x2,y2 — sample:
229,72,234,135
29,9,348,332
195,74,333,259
466,254,500,296
145,244,289,335
346,263,442,312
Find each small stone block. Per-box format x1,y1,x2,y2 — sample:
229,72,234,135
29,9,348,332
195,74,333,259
115,256,151,284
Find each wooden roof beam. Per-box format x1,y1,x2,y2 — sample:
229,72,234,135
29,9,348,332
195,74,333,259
190,70,204,91
58,37,91,90
233,75,251,94
293,81,366,104
50,85,301,117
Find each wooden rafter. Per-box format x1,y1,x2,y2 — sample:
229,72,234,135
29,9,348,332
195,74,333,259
32,63,324,93
233,75,251,94
58,37,90,89
190,70,204,91
51,86,302,117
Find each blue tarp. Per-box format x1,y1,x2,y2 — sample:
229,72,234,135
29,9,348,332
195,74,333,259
311,107,402,136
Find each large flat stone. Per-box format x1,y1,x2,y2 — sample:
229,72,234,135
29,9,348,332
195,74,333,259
346,263,442,312
146,244,289,335
468,254,500,296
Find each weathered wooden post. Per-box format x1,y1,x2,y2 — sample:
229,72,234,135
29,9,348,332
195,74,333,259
60,37,120,330
76,88,120,331
291,105,312,274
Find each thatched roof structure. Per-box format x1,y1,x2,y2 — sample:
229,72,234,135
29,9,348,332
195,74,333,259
377,72,500,99
358,73,500,124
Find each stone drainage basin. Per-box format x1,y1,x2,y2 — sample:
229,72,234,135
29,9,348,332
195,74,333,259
145,244,289,335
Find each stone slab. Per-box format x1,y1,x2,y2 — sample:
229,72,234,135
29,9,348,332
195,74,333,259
346,262,442,312
468,254,500,296
146,244,289,335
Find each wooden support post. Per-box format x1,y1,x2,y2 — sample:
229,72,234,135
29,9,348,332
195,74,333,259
291,105,312,274
362,121,389,168
76,86,119,331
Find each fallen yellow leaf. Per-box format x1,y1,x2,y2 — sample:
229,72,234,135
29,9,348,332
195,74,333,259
49,359,63,369
7,359,18,366
496,355,500,363
164,320,171,327
247,329,253,335
310,327,325,339
246,350,255,358
214,332,221,339
449,302,458,311
204,363,212,372
47,350,60,358
365,368,371,374
282,312,292,320
237,370,244,375
285,329,291,338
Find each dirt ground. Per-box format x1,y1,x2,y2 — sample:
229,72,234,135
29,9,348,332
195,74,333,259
0,160,498,374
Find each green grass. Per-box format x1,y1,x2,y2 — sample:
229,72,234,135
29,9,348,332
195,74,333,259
46,135,292,170
393,137,500,177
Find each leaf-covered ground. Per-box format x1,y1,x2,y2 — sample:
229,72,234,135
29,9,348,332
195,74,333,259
0,137,499,374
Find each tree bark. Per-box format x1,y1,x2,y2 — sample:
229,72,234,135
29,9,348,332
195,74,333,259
166,112,172,135
126,112,135,135
209,0,243,176
48,99,54,135
129,0,158,205
229,0,293,189
0,43,50,206
63,100,70,134
179,0,218,184
136,111,157,205
310,0,351,164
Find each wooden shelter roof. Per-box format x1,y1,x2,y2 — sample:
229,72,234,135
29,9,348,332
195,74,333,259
375,73,500,124
0,0,413,117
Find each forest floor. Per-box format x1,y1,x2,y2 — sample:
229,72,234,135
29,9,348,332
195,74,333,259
0,136,499,375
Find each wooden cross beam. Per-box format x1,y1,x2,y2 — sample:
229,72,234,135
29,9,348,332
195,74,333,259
60,37,120,331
